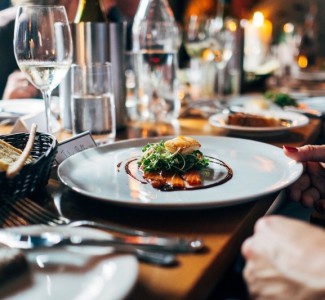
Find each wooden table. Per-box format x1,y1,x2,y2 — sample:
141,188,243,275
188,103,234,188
0,117,322,300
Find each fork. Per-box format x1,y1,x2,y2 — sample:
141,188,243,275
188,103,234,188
0,202,177,266
8,198,204,253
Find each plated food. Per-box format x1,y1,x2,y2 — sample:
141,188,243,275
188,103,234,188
209,109,309,136
227,112,292,127
125,136,233,191
58,136,303,208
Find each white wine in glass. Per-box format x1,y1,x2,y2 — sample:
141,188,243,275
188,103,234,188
14,5,72,133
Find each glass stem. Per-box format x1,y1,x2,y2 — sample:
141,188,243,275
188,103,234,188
217,65,225,103
41,89,52,133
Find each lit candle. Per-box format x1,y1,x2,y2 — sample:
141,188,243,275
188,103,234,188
244,11,273,72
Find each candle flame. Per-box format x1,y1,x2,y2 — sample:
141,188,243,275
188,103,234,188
283,23,294,34
226,19,237,32
297,55,308,68
252,11,264,27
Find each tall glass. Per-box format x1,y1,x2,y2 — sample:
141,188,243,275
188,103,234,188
207,17,235,103
184,15,210,66
71,62,116,145
184,15,214,99
14,5,72,133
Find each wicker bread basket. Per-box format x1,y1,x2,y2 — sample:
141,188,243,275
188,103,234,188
0,132,57,199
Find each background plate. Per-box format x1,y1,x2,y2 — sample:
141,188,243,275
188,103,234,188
209,110,309,136
0,99,44,123
58,136,303,209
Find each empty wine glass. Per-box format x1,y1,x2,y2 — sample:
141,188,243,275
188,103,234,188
14,5,73,133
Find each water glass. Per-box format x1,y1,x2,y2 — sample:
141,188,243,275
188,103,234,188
71,62,116,145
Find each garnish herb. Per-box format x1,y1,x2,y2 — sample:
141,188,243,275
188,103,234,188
264,91,298,107
138,141,209,173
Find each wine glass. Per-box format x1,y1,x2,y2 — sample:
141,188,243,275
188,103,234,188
207,17,235,103
184,15,213,98
14,5,73,133
184,15,210,66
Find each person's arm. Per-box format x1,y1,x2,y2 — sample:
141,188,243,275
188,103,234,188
2,71,38,100
242,215,325,299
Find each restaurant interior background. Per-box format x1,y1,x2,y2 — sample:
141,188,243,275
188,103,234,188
157,0,325,109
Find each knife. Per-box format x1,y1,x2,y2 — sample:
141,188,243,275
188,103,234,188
0,230,204,253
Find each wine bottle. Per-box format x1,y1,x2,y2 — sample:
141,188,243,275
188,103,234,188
217,0,232,20
74,0,107,23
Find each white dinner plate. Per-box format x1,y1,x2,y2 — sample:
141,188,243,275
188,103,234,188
3,226,138,300
58,136,303,209
208,110,309,136
0,99,44,122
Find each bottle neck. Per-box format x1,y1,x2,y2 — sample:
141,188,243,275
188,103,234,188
74,0,107,23
217,0,232,20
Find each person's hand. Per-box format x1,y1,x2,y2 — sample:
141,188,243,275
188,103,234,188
242,215,325,299
2,71,38,100
283,145,325,212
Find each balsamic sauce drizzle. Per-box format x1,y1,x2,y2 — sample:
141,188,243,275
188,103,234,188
117,156,233,191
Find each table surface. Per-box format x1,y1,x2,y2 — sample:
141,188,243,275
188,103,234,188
0,117,322,300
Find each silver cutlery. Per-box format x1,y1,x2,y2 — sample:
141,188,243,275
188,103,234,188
0,229,201,253
8,198,204,253
0,198,205,266
0,209,177,266
0,229,177,266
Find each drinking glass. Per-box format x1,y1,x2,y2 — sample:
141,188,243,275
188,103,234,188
71,62,116,145
207,17,235,102
14,5,73,133
184,15,215,99
134,21,180,122
184,16,212,67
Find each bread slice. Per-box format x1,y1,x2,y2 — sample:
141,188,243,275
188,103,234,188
0,139,33,171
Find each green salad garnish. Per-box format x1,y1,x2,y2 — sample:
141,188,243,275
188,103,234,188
138,141,209,173
264,91,298,107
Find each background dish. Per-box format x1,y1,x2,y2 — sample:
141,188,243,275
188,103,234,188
58,136,303,209
0,99,44,123
4,226,138,300
226,94,281,111
209,110,309,136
